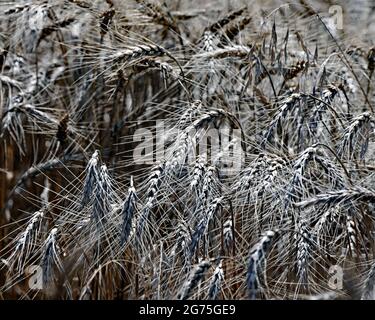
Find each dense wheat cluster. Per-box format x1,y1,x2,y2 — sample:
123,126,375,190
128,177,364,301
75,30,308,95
0,0,375,300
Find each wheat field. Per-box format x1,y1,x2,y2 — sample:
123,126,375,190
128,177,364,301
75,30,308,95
0,0,375,300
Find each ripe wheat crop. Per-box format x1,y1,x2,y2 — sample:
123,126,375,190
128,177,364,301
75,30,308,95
0,0,375,300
